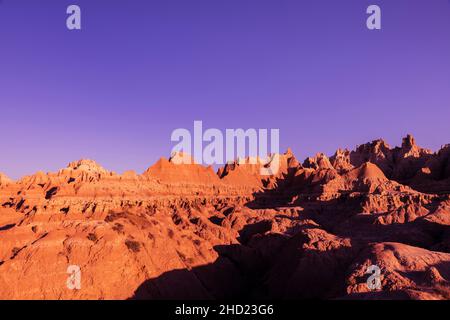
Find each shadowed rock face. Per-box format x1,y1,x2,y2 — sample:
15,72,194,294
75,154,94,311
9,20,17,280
0,135,449,300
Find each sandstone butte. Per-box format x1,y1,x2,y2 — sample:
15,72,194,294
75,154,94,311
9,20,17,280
0,134,449,300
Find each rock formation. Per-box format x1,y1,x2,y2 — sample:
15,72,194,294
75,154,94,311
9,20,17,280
0,135,449,300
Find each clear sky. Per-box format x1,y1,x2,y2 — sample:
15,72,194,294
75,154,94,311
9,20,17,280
1,0,449,179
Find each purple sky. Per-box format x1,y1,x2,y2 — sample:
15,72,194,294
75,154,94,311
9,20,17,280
1,0,449,179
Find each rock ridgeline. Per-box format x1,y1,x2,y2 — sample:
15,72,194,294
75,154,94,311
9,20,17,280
0,135,449,300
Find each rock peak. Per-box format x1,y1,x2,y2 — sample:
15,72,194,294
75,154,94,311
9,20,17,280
67,159,108,174
303,153,334,170
402,134,416,149
169,152,196,165
285,148,293,156
0,172,12,184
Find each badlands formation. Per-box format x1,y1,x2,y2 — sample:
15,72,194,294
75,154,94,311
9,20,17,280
0,135,449,300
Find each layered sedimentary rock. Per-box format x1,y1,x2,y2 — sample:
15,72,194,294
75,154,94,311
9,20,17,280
0,135,449,300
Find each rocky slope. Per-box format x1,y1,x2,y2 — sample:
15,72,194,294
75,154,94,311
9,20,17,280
0,135,449,300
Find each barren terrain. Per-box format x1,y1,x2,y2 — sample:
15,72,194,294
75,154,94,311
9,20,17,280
0,135,449,300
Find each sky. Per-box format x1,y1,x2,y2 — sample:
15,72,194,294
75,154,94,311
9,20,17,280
0,0,449,179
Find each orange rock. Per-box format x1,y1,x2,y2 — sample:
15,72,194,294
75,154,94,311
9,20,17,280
0,136,449,300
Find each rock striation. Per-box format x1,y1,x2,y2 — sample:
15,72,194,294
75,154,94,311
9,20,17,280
0,135,449,300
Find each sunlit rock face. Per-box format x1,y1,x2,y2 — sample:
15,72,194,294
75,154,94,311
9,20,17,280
0,135,449,300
